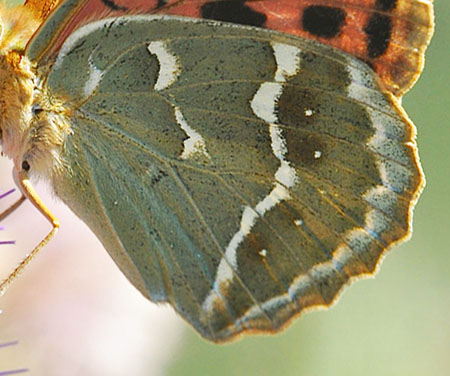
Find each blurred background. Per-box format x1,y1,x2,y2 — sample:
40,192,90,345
0,1,449,375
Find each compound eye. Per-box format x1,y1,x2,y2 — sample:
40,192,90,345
32,103,43,116
22,160,30,172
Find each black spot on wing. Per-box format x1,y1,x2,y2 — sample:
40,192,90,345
200,0,267,27
150,169,169,186
364,13,393,58
101,0,128,12
375,0,397,12
302,6,346,39
156,0,167,8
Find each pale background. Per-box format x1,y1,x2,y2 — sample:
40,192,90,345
1,0,449,375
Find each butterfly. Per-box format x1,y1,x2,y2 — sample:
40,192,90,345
0,0,434,342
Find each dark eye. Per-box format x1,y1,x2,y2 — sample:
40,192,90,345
22,160,30,172
32,103,43,115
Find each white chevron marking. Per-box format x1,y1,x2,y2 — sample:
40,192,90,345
147,41,181,91
84,53,104,98
202,42,301,314
173,106,209,159
218,50,415,327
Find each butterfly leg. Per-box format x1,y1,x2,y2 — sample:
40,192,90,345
0,169,59,295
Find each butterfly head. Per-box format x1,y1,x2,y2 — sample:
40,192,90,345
0,48,70,180
0,50,34,168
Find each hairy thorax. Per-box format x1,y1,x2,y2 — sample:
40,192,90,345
0,51,71,179
0,52,34,169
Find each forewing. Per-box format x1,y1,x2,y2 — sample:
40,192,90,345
26,0,434,96
26,0,159,65
32,17,423,341
152,0,434,96
25,0,61,20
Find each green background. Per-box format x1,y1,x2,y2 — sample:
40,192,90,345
0,1,449,375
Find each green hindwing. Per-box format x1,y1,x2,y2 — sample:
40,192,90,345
31,16,422,342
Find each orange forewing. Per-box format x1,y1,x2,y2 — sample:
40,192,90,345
27,0,433,96
153,0,434,96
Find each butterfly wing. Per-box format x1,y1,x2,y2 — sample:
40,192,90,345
26,0,434,96
26,14,423,341
152,0,435,96
25,0,61,20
